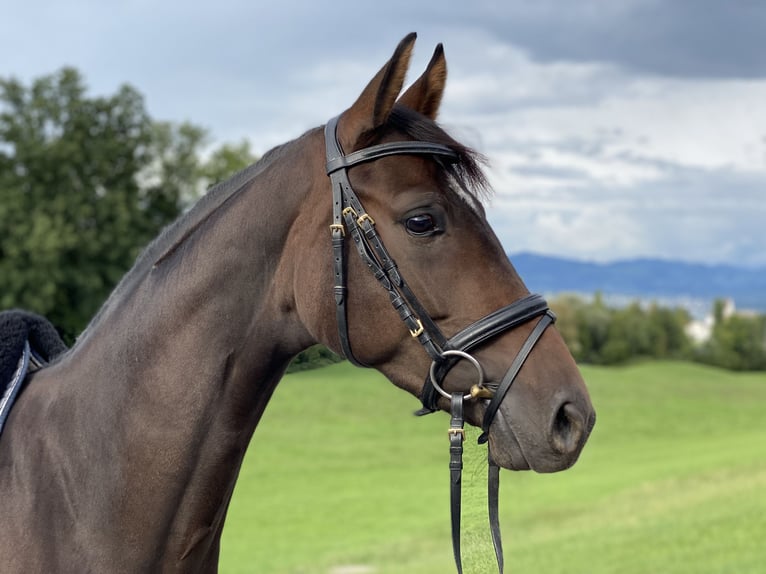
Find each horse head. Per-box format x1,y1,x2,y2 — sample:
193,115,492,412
293,33,596,474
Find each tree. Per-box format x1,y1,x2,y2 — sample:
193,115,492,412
601,302,649,364
198,140,257,187
699,299,766,370
646,304,691,359
0,68,257,342
575,292,612,364
550,293,694,366
550,294,586,360
286,345,342,373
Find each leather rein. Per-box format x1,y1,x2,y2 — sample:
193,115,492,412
324,115,555,573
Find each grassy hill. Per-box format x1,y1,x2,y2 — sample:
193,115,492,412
220,361,766,574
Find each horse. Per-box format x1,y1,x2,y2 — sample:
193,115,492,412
0,33,595,572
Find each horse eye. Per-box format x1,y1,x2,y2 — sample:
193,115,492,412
405,214,437,236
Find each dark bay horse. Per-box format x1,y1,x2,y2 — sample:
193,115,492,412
0,34,595,572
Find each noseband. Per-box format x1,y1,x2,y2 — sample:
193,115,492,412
324,115,555,573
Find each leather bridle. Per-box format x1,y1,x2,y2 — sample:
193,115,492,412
325,114,556,573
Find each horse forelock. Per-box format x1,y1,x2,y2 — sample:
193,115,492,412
359,105,491,210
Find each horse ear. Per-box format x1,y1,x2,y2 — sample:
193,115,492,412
336,33,417,151
397,43,447,120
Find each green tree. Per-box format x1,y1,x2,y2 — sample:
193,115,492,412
199,140,257,187
551,294,693,366
142,120,208,217
601,302,649,364
646,304,691,359
286,345,342,373
550,294,587,360
699,299,766,370
0,68,256,341
575,292,612,364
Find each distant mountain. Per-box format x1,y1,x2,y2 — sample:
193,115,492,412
509,253,766,313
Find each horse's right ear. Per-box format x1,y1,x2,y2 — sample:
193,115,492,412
335,33,417,152
397,43,447,120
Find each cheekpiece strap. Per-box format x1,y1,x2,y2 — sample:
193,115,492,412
324,115,456,366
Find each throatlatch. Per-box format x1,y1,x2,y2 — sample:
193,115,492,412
324,114,556,573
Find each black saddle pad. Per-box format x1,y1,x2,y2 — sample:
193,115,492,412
0,310,68,434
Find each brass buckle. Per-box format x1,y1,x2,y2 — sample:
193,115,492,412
409,319,424,338
357,213,375,227
329,223,345,237
342,206,357,218
448,428,465,439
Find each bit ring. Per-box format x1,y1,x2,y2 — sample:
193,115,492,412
428,350,485,400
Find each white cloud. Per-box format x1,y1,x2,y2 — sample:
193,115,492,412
2,1,765,267
419,35,766,266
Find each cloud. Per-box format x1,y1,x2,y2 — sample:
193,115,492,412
487,165,766,267
425,34,766,267
465,0,766,78
443,45,766,176
2,0,765,268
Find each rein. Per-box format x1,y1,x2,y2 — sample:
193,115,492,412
324,115,555,573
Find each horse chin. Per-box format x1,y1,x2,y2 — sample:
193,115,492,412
486,411,531,471
487,409,581,474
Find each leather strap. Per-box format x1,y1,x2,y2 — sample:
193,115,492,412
449,393,465,574
448,295,550,351
325,115,454,366
488,453,504,573
327,140,458,174
0,341,31,436
479,312,555,442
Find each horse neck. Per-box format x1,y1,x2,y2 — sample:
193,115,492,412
28,130,323,566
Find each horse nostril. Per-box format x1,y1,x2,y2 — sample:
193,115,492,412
551,402,585,455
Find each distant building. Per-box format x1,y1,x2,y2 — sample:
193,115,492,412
686,314,715,343
685,298,759,343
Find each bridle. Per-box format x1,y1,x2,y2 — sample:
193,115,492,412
324,114,555,573
325,114,555,573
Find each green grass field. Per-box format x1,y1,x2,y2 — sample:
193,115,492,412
220,361,766,573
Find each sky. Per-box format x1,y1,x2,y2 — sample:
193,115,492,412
3,0,765,267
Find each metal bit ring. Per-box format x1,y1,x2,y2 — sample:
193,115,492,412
428,350,485,400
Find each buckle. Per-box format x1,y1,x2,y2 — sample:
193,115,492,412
409,318,424,338
357,213,375,227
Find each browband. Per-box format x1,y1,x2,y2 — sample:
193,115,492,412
325,117,458,176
